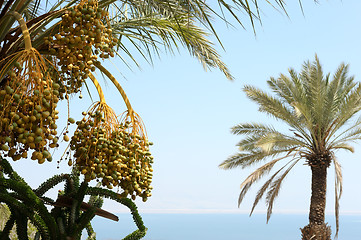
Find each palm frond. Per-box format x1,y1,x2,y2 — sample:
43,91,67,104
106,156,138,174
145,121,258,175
236,134,267,152
267,74,317,145
99,0,310,79
331,143,354,153
323,64,351,122
220,151,268,169
255,132,309,154
328,120,361,149
295,57,332,144
267,75,296,107
328,82,361,138
0,0,32,44
333,156,342,238
236,155,291,207
231,123,312,156
220,146,296,170
243,85,298,125
265,159,299,222
249,157,299,216
231,123,276,135
110,11,233,79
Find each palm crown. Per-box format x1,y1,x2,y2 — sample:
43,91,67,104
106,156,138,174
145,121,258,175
220,56,361,237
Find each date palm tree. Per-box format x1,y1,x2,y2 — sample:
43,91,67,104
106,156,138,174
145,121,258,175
220,56,361,240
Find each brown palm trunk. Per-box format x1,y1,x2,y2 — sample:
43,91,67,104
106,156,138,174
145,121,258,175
309,164,327,224
301,164,331,240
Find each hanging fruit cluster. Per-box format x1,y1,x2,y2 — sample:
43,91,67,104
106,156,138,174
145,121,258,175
45,0,118,94
112,123,154,202
69,101,153,201
0,50,61,163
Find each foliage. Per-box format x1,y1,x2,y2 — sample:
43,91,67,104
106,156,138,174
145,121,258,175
220,56,361,236
0,203,40,239
0,0,318,238
0,158,147,239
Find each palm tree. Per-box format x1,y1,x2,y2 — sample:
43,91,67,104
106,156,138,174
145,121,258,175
220,56,361,240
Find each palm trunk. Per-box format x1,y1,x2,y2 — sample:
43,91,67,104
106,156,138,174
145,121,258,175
309,164,327,224
301,164,331,240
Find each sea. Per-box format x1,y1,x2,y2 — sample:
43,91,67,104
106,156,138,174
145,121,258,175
89,213,361,240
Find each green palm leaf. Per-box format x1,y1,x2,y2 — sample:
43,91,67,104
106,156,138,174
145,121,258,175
231,123,276,135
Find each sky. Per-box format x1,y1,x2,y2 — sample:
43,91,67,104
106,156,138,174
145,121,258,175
10,0,361,220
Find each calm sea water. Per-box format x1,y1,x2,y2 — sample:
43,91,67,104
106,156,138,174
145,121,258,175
89,213,361,240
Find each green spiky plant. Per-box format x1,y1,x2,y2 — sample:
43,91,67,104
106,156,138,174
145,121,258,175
220,56,361,240
0,203,19,239
0,157,147,240
0,204,38,239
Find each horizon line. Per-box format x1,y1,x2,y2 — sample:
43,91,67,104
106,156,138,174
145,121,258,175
111,208,361,215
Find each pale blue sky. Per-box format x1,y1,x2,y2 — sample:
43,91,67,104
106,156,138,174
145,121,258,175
11,0,361,220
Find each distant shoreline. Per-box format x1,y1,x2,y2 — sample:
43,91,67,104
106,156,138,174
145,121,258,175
109,210,361,215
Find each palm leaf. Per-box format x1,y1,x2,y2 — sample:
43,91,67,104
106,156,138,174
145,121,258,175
243,85,304,130
249,157,299,216
331,143,354,153
329,83,361,137
333,157,343,238
111,12,233,79
328,118,361,148
220,147,296,169
231,123,276,135
0,0,33,43
236,154,293,207
236,134,268,152
255,132,309,154
265,159,299,222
